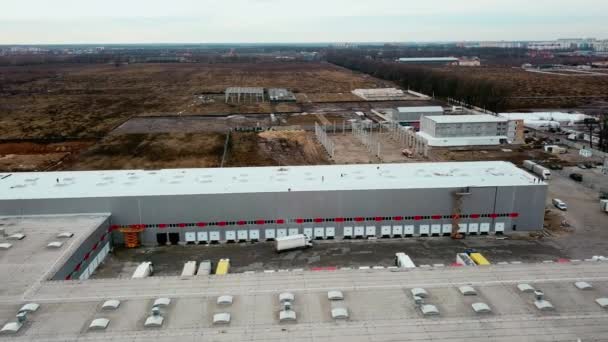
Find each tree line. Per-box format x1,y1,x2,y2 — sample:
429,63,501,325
326,52,513,112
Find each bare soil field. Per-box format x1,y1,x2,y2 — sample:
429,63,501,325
433,66,608,109
0,62,382,140
224,131,331,167
63,133,226,170
0,140,95,172
431,146,557,166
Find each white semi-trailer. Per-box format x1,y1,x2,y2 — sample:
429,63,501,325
523,160,551,180
132,261,154,279
275,234,313,252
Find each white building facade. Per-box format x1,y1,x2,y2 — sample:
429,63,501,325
417,115,510,147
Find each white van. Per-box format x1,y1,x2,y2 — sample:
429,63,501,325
552,198,567,211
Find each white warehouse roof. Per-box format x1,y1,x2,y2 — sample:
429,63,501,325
398,106,443,113
424,115,508,124
0,162,542,200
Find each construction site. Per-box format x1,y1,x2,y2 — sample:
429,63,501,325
1,57,608,341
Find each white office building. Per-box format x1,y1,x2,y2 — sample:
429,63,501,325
417,115,509,147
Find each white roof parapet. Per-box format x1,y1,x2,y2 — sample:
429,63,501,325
397,106,444,113
0,162,543,200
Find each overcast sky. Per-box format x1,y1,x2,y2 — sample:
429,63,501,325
1,0,607,44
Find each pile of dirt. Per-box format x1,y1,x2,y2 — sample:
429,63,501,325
543,209,573,236
224,131,331,167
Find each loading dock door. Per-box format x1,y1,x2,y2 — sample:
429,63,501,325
354,226,365,238
431,224,441,235
156,233,168,245
404,225,414,236
392,225,403,237
197,231,208,243
343,227,353,238
265,229,276,240
237,230,248,241
277,229,287,238
381,226,392,237
365,226,376,237
458,223,467,234
225,231,237,242
185,232,196,243
303,228,313,238
494,222,505,234
288,228,299,236
468,223,479,234
169,233,180,245
419,225,430,236
442,224,452,235
249,230,260,241
209,231,220,242
480,223,491,234
325,227,335,239
313,227,324,239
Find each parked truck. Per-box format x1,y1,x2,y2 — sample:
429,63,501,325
523,160,552,180
196,260,212,276
601,200,608,214
275,234,313,252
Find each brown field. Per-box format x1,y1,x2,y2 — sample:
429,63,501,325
432,146,557,165
0,62,382,139
433,66,608,109
63,133,226,170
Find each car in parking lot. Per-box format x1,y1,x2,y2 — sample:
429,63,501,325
570,173,583,182
577,164,587,169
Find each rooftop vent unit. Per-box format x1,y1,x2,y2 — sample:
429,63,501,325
331,307,349,320
16,312,27,323
596,298,608,308
88,318,110,330
411,288,428,298
57,232,74,239
213,313,231,325
47,241,64,249
327,290,344,301
153,298,171,308
18,303,39,314
517,284,535,293
7,233,25,240
0,243,12,250
151,306,161,316
279,292,295,304
534,299,554,311
459,286,477,296
144,314,164,328
101,300,121,310
217,295,233,306
0,322,23,334
279,310,297,322
534,290,545,301
472,302,492,314
420,304,439,316
574,281,593,290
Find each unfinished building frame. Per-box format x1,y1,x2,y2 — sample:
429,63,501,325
225,87,265,104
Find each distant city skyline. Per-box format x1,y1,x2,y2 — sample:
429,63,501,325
1,0,607,44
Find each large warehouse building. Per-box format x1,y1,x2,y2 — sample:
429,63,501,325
0,162,546,246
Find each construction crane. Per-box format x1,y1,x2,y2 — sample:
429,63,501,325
451,187,471,240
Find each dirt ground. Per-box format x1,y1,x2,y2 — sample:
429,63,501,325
0,140,95,172
63,133,226,170
433,66,608,109
0,62,383,140
431,146,557,166
224,131,331,167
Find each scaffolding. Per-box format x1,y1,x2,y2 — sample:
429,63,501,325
352,121,382,159
225,87,265,104
314,122,335,159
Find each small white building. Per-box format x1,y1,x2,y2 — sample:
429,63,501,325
391,106,444,123
417,115,509,147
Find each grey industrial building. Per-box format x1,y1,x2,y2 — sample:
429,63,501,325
390,106,444,123
0,162,546,247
